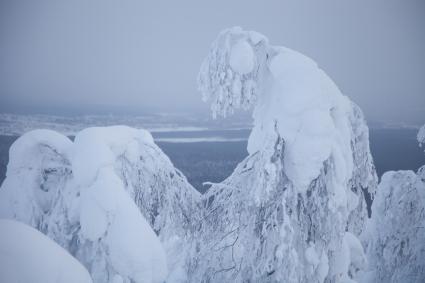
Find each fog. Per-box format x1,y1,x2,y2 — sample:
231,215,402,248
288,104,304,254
0,0,424,124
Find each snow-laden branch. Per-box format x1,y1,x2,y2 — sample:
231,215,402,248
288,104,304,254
198,27,268,118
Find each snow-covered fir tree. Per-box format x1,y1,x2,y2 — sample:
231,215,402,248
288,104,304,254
189,27,377,283
0,126,200,283
360,124,425,282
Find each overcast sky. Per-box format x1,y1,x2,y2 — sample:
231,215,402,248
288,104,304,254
0,0,424,123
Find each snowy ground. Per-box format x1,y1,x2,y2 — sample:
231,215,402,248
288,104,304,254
0,219,93,283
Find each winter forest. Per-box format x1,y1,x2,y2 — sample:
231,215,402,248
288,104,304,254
1,2,425,283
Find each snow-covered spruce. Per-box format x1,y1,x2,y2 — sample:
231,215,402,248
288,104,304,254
360,124,425,282
72,126,200,282
191,27,377,282
361,169,425,282
0,219,93,283
0,126,199,283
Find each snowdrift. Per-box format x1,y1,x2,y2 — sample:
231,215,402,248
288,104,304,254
0,219,93,283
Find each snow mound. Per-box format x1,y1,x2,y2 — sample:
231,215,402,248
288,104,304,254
0,219,93,283
0,126,185,283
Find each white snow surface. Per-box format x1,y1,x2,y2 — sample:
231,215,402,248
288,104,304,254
0,126,171,283
71,126,154,186
0,219,93,283
6,129,73,173
229,40,255,74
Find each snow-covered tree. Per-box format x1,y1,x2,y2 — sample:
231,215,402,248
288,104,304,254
0,126,201,283
365,170,425,282
190,27,377,282
361,124,425,282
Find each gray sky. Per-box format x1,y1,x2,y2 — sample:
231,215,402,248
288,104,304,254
0,0,424,124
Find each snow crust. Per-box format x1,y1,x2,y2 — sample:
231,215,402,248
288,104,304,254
0,126,171,283
0,219,93,283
